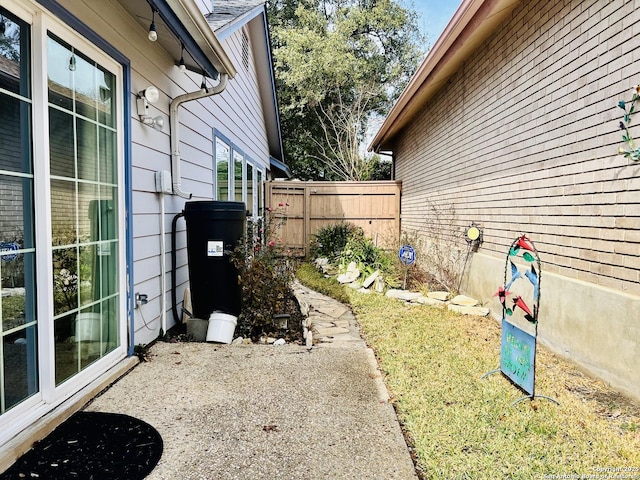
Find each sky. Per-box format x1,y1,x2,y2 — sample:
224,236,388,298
409,0,462,44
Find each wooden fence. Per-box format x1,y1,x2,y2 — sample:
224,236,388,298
265,180,401,257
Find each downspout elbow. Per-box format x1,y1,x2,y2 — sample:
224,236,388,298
169,73,229,199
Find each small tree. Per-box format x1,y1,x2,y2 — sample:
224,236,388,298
309,85,380,181
269,0,424,180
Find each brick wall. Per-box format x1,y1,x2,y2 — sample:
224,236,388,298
395,0,640,296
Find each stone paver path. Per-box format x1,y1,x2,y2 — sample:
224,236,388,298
292,281,367,349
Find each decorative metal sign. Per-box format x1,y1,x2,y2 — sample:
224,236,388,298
500,319,536,395
398,245,416,290
483,234,558,406
398,245,416,266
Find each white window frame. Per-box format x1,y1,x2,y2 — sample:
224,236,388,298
212,131,266,219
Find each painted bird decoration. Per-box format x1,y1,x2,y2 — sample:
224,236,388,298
524,264,539,300
504,261,522,291
516,235,535,252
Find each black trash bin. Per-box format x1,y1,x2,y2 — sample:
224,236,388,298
183,201,245,319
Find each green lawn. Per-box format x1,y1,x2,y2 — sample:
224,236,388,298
297,264,640,479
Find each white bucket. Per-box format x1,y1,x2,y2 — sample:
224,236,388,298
75,312,102,342
206,312,237,343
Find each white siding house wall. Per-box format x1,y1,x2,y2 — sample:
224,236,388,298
391,0,640,400
57,0,274,345
215,25,271,164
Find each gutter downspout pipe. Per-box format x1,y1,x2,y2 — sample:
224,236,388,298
169,73,229,199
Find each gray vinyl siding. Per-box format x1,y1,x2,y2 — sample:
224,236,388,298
394,0,640,296
58,0,273,344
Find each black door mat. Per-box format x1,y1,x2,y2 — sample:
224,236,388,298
1,411,163,480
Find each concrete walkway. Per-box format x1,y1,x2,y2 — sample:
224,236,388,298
85,284,418,479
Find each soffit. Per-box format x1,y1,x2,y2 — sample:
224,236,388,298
115,0,236,79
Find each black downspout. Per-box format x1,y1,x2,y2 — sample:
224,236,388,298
171,211,185,324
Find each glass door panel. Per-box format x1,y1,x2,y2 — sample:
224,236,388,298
257,170,264,217
246,163,254,216
0,7,37,414
47,34,119,386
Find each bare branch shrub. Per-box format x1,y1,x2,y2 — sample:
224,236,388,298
404,202,466,293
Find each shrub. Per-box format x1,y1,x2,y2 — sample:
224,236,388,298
309,222,361,262
231,212,303,341
338,228,394,279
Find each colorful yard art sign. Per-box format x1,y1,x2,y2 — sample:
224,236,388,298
484,234,558,405
500,319,535,395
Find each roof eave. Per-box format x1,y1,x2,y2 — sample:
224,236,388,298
214,4,265,41
164,0,237,78
369,0,520,153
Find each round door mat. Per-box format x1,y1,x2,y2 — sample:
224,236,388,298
1,411,163,480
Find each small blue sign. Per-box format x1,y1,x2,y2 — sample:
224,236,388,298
0,242,19,262
399,245,416,266
500,319,536,395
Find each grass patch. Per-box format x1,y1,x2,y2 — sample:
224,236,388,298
296,265,640,478
296,263,350,304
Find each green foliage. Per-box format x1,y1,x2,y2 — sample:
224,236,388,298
618,85,640,161
296,262,350,304
309,222,361,262
268,0,424,180
364,155,392,180
309,222,395,285
232,214,302,341
338,228,393,278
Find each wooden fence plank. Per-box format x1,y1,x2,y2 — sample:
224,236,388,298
266,180,401,256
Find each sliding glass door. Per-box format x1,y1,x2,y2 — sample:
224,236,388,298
0,2,125,428
47,33,120,385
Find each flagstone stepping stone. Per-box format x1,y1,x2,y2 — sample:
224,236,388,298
427,291,451,301
314,304,349,318
385,289,423,301
362,270,379,288
412,296,446,308
314,326,350,336
450,294,479,306
448,304,490,316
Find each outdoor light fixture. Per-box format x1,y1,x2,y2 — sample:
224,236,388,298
136,86,164,131
465,223,483,251
178,43,186,71
148,8,158,41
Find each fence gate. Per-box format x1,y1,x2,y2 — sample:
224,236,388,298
265,181,401,257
